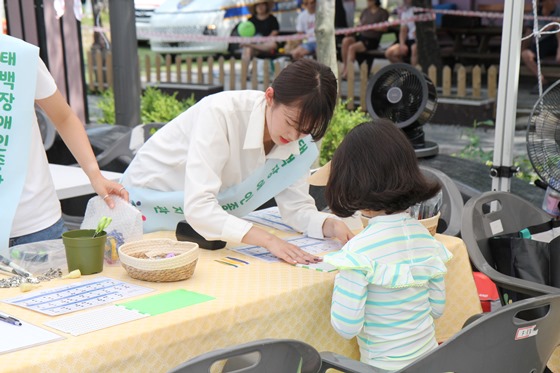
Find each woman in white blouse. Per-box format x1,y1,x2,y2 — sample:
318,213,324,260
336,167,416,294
122,59,353,264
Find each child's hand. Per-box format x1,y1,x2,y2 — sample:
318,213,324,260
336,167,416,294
323,218,354,244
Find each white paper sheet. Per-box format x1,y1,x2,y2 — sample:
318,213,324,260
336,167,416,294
231,235,342,263
0,314,64,354
45,305,148,336
243,207,298,233
3,277,153,316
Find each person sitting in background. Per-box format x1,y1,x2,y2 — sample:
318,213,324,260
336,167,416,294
290,0,316,60
240,0,280,66
311,119,451,372
521,0,560,94
340,0,389,79
384,0,417,66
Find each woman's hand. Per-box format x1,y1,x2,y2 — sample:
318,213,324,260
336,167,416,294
266,238,322,265
322,218,354,244
242,226,321,265
90,173,129,208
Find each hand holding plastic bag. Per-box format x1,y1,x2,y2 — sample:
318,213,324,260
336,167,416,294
81,196,143,265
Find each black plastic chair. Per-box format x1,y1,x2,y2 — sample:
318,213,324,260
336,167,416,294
461,191,560,304
168,338,322,373
319,293,560,373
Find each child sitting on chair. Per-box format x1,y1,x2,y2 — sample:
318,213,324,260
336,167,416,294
311,120,453,372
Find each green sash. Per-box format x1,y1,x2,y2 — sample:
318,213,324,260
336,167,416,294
0,36,39,256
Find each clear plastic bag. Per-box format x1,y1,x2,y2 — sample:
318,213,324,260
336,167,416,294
81,196,143,265
9,239,67,276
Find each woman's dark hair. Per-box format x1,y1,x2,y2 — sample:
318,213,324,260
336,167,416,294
325,120,441,217
271,59,337,141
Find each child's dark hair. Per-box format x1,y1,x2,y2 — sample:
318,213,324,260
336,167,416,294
325,120,441,217
271,59,337,141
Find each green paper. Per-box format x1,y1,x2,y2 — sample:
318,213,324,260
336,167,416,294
117,289,214,316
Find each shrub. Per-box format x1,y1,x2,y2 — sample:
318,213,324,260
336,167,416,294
319,102,371,165
141,87,196,123
97,87,196,124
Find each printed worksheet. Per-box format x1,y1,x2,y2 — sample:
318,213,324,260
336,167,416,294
243,207,298,233
231,235,343,263
3,277,153,316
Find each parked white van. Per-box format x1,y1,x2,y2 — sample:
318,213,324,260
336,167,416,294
135,0,166,41
148,0,302,56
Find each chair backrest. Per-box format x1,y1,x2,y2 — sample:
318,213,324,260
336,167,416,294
168,339,322,373
398,293,560,373
419,165,463,236
461,191,558,299
86,124,133,171
320,294,560,373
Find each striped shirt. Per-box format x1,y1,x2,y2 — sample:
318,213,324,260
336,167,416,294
324,213,452,371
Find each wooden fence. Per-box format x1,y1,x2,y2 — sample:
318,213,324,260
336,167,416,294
87,49,498,111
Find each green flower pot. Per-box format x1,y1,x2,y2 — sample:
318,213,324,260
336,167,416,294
62,229,107,275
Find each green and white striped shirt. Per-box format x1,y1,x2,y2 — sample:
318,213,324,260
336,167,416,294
324,212,452,371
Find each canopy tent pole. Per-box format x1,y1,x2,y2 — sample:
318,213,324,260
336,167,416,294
491,0,526,192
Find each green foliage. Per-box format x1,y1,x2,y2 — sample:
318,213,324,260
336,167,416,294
97,89,115,125
452,120,495,164
319,102,371,166
453,120,538,183
141,87,196,123
96,87,196,125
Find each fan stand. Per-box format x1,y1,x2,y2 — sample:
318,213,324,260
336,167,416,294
404,126,439,158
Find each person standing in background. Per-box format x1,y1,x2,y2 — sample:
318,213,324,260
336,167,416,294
4,35,128,251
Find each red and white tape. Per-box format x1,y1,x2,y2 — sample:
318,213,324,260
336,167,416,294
87,7,560,45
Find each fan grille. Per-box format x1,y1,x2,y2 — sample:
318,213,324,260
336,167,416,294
366,63,437,129
527,80,560,191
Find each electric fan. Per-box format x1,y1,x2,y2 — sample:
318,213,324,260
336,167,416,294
526,80,560,217
365,63,438,158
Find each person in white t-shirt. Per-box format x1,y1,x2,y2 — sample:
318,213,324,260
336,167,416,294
9,57,129,247
290,0,317,60
384,0,417,66
122,59,354,265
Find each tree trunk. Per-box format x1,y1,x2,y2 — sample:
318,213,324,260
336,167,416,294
314,0,337,168
413,0,442,72
315,0,338,76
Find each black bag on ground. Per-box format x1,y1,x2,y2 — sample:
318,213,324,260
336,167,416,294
488,219,560,303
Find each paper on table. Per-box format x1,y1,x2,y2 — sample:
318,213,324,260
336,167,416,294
243,207,298,233
2,277,153,316
117,289,215,316
45,305,148,336
0,315,64,354
231,235,343,263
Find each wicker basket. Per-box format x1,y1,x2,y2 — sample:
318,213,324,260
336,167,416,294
419,212,441,236
118,239,199,282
